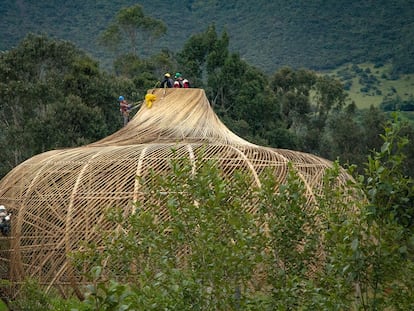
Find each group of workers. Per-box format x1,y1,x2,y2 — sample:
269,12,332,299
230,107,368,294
117,72,190,126
161,72,190,88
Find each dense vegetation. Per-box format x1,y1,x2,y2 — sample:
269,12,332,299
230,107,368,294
1,0,414,74
2,12,414,179
1,4,414,309
6,119,414,310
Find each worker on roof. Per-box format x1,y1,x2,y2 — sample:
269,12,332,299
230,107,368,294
118,95,131,126
173,72,183,88
174,72,190,88
160,73,174,88
0,205,11,236
182,78,190,88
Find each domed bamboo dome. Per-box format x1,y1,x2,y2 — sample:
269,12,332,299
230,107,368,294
0,88,352,299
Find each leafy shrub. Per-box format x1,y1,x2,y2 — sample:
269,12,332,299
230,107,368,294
9,117,414,310
71,117,414,310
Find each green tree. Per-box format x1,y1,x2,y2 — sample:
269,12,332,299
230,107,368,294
270,67,348,153
364,114,414,230
270,67,315,123
0,34,122,178
177,25,286,148
98,4,166,57
218,58,285,147
320,102,364,165
177,24,228,88
111,49,178,93
318,115,414,310
26,95,108,149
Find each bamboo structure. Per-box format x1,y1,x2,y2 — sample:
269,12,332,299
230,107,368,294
0,88,353,299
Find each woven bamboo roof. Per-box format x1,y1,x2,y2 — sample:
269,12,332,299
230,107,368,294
0,88,352,299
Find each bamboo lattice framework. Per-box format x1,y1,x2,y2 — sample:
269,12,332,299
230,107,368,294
0,88,354,299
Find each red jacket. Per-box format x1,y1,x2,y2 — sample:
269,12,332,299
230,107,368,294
119,100,130,114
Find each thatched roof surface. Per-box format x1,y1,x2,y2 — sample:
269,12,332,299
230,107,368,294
91,88,253,146
0,88,351,299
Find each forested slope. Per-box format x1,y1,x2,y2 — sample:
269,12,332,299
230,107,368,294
1,0,413,73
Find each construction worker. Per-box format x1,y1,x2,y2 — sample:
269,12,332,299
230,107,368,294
160,73,174,88
0,205,11,236
118,96,131,126
174,72,184,88
174,73,190,88
183,78,190,88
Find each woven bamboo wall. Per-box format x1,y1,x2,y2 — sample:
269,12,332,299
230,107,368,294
0,88,352,299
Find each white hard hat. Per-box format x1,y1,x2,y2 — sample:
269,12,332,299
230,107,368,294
0,205,5,210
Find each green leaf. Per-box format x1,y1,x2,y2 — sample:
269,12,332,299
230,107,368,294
381,141,390,153
351,238,359,251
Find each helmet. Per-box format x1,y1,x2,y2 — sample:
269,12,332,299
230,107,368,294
165,73,171,78
118,96,124,101
175,72,182,78
0,205,5,211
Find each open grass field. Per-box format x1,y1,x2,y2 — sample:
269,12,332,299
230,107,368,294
326,63,414,109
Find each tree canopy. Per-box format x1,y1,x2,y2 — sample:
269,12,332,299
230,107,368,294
4,25,414,180
0,34,129,177
2,1,414,74
98,4,166,56
2,9,414,310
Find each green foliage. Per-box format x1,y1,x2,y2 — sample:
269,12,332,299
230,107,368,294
270,67,314,126
317,116,414,310
27,95,108,148
364,114,414,229
177,25,291,148
0,34,124,178
177,24,228,87
320,103,371,168
269,66,349,153
2,1,414,75
8,278,81,311
322,105,389,176
257,164,322,309
330,63,414,109
5,116,414,310
73,158,268,310
111,51,175,93
98,4,166,57
72,117,414,310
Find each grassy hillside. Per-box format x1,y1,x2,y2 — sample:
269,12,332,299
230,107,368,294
2,0,414,108
1,0,413,74
326,64,414,109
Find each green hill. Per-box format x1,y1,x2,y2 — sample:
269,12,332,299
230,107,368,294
1,0,413,74
326,63,414,109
